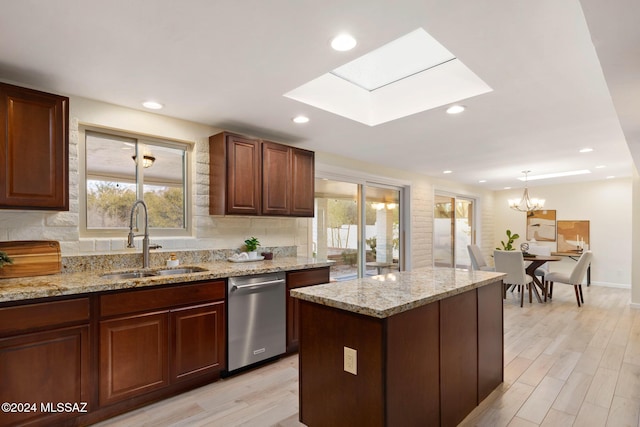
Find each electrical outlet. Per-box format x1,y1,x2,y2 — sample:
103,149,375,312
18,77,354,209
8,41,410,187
344,346,357,375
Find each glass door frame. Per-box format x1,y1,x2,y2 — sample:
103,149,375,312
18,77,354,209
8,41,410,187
314,170,409,278
433,190,478,269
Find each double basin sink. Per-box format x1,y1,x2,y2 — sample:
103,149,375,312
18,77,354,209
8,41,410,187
100,266,208,280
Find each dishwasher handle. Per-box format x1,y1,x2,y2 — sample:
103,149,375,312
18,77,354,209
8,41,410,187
230,279,285,292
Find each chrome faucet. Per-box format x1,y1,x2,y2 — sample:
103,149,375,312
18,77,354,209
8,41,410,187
127,199,161,268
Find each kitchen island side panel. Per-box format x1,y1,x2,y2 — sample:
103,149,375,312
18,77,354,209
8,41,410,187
440,289,478,427
478,280,504,401
385,301,440,426
299,301,385,427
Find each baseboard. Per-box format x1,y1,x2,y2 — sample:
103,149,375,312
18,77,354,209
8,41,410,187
589,281,631,289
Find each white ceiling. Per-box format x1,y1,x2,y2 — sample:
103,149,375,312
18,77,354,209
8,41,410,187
0,0,637,190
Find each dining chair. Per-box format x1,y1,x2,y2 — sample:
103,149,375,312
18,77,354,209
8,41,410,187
467,244,494,271
527,244,551,283
544,251,593,307
493,250,534,307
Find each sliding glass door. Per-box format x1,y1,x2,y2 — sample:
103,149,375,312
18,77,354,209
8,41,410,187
314,178,403,281
433,194,475,268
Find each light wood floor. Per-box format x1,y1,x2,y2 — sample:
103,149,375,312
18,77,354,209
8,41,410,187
94,285,640,427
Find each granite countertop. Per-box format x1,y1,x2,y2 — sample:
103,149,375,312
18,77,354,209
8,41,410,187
0,257,333,303
291,267,506,318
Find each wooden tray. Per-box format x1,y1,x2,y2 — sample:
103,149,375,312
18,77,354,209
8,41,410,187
0,240,61,278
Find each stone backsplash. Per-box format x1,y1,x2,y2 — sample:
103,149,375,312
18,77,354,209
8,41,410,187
62,246,297,274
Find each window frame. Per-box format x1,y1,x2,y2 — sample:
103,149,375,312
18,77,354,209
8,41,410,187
79,125,193,239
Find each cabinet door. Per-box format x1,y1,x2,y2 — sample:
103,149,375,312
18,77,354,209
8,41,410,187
0,325,89,427
226,135,261,215
262,141,291,215
290,148,315,217
286,268,330,352
0,83,69,210
100,312,169,405
171,301,225,383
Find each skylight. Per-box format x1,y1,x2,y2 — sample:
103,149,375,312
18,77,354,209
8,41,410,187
284,28,492,126
330,29,455,91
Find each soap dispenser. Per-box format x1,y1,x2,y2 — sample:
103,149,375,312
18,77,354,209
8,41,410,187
166,253,179,267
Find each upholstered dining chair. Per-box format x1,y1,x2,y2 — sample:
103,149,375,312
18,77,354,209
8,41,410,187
527,244,552,284
544,251,593,307
467,244,494,271
494,250,534,307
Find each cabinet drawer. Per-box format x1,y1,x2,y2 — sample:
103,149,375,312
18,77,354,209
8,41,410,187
100,280,225,318
0,298,90,336
287,267,330,289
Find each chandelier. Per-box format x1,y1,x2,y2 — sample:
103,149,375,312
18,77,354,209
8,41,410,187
508,171,545,212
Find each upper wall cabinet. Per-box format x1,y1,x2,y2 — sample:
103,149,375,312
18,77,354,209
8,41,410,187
209,132,314,217
0,82,69,210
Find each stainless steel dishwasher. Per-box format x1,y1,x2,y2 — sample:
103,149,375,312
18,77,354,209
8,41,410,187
227,272,286,372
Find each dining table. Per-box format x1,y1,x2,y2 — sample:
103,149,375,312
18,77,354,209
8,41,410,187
523,254,562,302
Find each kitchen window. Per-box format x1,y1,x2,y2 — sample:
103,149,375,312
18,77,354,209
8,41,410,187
81,129,190,237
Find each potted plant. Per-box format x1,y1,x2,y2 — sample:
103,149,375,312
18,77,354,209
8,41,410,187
0,251,13,269
496,229,520,251
244,237,261,259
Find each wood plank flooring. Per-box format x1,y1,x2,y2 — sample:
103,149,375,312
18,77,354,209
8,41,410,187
94,285,640,427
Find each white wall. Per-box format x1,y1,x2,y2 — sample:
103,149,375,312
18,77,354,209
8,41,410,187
494,178,632,288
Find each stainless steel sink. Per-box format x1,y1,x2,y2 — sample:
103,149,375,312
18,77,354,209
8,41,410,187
100,271,157,280
154,267,208,276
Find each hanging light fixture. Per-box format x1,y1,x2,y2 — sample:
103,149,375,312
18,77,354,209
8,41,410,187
131,154,156,168
508,171,545,212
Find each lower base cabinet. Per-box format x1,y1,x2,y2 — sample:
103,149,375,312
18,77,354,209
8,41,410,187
0,298,90,427
100,312,169,405
99,281,226,407
286,267,331,353
171,302,225,383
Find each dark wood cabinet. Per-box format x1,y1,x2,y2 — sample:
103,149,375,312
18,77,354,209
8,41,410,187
98,280,226,405
171,301,225,383
286,267,330,353
209,131,314,217
0,298,90,427
262,141,291,216
0,82,69,210
290,148,315,217
100,311,169,405
210,132,261,215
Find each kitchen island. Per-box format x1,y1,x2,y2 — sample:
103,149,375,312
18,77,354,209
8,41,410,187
291,267,506,427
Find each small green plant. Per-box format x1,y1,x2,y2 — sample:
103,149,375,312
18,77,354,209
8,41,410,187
496,229,520,251
244,237,260,252
0,251,13,268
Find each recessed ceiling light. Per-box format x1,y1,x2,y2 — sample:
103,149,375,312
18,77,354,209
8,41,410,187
443,170,452,174
446,105,465,114
292,115,310,124
519,170,591,181
595,165,606,169
606,175,615,179
579,148,594,153
142,101,163,110
478,179,486,183
504,187,512,190
331,33,357,51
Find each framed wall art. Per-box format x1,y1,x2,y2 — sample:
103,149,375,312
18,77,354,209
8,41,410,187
556,220,590,252
526,209,556,241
